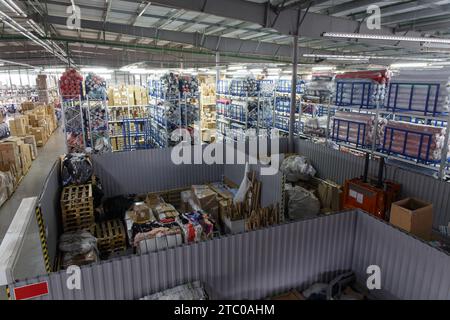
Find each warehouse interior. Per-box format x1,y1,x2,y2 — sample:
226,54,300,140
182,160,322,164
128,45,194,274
0,0,450,302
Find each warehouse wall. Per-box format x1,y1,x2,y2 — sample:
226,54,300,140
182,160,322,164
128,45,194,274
295,138,450,230
352,213,450,300
9,211,358,300
38,160,62,270
9,210,450,300
92,147,223,197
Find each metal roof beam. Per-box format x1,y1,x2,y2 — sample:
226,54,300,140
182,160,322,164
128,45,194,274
146,0,420,42
42,15,328,58
382,3,450,26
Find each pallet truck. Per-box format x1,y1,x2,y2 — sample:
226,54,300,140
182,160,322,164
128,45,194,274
343,153,401,220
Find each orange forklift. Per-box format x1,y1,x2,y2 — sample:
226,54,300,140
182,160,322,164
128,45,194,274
343,153,401,220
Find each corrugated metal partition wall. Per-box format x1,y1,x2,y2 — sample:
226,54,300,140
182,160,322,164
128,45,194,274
295,138,450,229
92,147,223,197
352,213,450,300
9,211,358,300
38,160,62,270
9,210,450,300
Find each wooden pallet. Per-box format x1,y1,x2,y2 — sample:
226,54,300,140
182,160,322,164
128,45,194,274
94,219,127,254
60,184,94,232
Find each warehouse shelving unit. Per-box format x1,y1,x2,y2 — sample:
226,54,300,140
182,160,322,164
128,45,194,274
108,104,149,152
61,96,85,153
298,73,450,179
148,77,201,148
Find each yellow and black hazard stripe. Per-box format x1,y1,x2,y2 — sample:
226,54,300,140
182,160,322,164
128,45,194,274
5,286,11,300
35,206,51,273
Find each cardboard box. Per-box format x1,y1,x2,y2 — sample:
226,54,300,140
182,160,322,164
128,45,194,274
31,127,46,146
390,198,433,240
0,141,22,178
21,135,38,159
8,117,28,136
19,144,32,173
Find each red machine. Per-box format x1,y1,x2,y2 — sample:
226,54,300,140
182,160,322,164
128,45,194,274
343,153,401,220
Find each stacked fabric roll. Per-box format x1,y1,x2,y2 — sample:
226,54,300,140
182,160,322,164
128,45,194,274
386,70,450,114
382,120,448,161
59,68,83,99
179,75,199,96
332,111,387,146
85,72,107,100
229,77,259,96
161,72,180,98
304,73,335,102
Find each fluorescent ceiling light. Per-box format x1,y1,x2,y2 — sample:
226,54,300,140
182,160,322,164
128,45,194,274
6,0,26,17
43,68,65,73
249,69,263,73
227,65,244,70
81,67,112,73
303,53,442,62
422,42,450,49
312,66,335,71
137,2,151,17
323,32,450,44
390,62,429,69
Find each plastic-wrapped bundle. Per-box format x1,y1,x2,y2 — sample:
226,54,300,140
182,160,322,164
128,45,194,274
382,120,448,161
61,153,93,186
59,68,83,99
259,80,276,95
0,122,9,139
305,73,335,101
139,281,208,300
285,184,320,220
304,116,328,136
59,230,98,269
280,155,316,182
387,70,450,113
85,72,107,99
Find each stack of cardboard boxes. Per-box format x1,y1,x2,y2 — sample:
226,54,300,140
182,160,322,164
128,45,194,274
107,85,149,106
10,102,58,146
0,135,37,185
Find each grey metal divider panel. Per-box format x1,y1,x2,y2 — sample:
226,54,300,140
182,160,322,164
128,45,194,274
295,138,450,229
9,211,358,300
37,160,62,270
92,147,224,197
352,213,450,300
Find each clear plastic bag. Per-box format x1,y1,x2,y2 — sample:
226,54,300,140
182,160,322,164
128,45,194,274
280,155,316,182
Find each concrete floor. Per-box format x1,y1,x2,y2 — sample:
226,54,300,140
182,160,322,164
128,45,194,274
0,127,66,281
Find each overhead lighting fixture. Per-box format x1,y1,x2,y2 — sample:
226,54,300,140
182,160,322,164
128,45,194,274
249,68,263,74
323,32,450,44
81,67,113,73
227,65,244,70
137,2,151,17
311,66,335,71
422,42,450,49
390,62,429,69
303,53,442,62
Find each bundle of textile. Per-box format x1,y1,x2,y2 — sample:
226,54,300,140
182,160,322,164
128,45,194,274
85,72,107,99
285,184,320,220
59,68,83,99
230,77,259,96
153,202,179,221
140,281,208,300
59,230,98,269
179,75,199,96
305,73,335,99
382,120,448,161
0,122,9,139
61,153,93,186
160,72,180,98
303,116,328,137
331,111,387,146
177,211,214,243
386,70,449,113
259,80,276,95
334,79,387,107
131,220,183,253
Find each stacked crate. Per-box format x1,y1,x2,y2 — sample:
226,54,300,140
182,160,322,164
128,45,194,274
94,219,127,255
60,183,95,232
